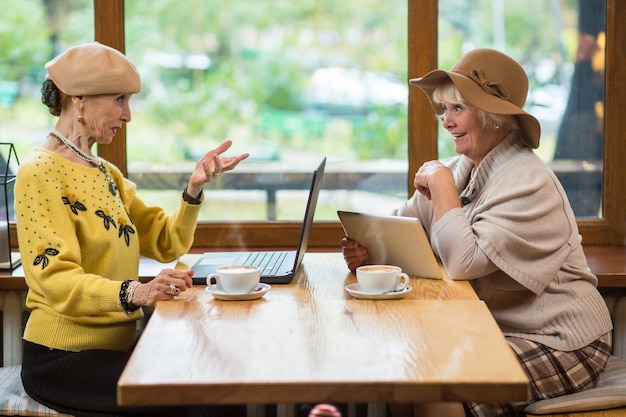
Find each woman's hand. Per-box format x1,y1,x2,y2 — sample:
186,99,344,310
186,139,250,198
413,160,453,200
414,160,461,222
130,269,194,307
341,237,368,272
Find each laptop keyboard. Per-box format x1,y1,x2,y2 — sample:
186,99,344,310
242,251,289,276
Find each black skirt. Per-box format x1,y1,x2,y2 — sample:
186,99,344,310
21,340,245,417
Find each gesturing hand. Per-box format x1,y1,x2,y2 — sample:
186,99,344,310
186,140,250,198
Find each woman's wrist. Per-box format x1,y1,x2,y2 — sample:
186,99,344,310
182,187,203,204
129,282,147,306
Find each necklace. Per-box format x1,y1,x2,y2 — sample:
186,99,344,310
49,128,118,196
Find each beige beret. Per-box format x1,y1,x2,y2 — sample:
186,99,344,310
45,42,141,96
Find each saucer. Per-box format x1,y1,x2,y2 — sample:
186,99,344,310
206,283,271,301
345,283,412,300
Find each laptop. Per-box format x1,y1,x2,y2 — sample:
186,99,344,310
337,210,443,279
191,157,326,285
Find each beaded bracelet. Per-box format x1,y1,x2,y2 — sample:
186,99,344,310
126,281,140,306
119,279,141,315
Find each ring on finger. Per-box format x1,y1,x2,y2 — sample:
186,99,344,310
168,283,180,295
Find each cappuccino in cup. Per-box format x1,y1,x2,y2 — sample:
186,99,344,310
207,265,261,293
356,265,409,294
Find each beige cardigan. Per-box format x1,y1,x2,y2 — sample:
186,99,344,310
394,134,612,351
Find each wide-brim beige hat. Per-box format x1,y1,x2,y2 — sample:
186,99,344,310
45,41,141,96
409,48,541,148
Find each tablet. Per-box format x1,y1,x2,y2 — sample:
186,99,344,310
337,210,443,279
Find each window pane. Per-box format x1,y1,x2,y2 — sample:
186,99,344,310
438,0,605,218
124,0,408,221
0,0,94,221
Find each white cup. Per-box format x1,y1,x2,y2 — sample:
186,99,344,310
356,265,409,294
207,265,261,293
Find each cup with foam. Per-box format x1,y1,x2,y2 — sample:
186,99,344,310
356,265,409,293
207,265,261,293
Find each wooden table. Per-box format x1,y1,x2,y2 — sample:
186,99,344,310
117,253,528,413
3,247,626,289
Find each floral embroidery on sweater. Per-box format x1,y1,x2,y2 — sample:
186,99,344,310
33,244,59,270
96,208,117,230
118,217,135,247
62,193,87,215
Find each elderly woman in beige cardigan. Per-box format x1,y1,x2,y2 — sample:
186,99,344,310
342,48,612,417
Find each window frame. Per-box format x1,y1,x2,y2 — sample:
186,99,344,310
94,0,626,250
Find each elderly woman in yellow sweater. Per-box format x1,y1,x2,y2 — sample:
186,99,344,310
15,42,248,417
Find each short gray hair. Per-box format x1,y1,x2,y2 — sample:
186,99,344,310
432,79,520,131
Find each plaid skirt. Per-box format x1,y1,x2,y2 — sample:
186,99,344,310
465,331,612,417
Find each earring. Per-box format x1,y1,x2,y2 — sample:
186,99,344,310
77,115,84,124
495,123,500,130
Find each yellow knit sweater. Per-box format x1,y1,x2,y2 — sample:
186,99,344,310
15,149,201,352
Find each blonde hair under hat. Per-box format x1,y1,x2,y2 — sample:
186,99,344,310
45,42,141,96
409,48,541,148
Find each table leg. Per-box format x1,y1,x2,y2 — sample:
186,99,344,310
367,403,387,417
276,403,296,417
246,404,266,417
